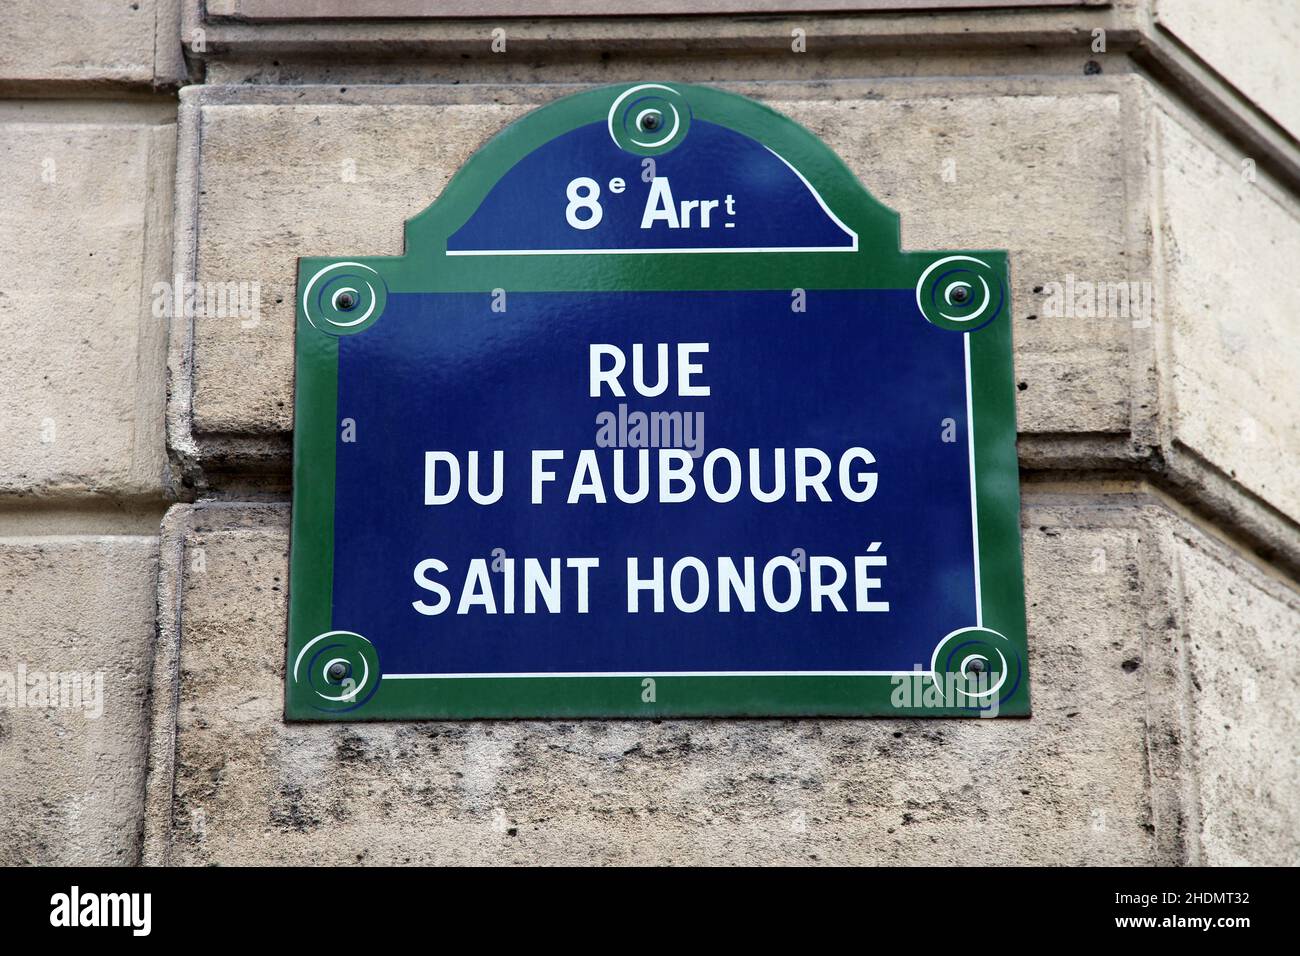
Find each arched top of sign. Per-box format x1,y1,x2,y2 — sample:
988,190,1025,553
443,86,859,256
299,82,1010,333
404,82,897,260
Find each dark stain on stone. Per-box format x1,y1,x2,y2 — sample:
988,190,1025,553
336,733,370,764
270,785,321,833
1121,657,1141,673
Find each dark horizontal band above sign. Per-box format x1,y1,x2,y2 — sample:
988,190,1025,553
214,0,1107,22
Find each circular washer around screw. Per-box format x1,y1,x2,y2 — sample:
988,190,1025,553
327,661,351,682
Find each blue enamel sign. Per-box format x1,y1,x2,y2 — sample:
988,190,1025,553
288,82,1029,719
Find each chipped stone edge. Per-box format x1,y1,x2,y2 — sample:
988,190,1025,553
143,500,292,865
141,503,191,866
164,87,204,499
1136,498,1200,865
155,0,187,88
1152,493,1300,865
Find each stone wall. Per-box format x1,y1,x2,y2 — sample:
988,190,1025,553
2,0,1297,866
0,1,181,864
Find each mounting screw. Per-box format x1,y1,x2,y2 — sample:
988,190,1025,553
335,290,358,311
641,113,661,132
327,661,351,682
966,658,985,675
950,286,970,305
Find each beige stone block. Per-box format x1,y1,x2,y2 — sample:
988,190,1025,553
1154,0,1300,142
0,103,175,499
183,80,1145,445
0,0,183,88
145,494,1186,865
1156,106,1300,525
0,533,160,865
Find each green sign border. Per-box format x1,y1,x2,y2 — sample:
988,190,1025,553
287,82,1029,720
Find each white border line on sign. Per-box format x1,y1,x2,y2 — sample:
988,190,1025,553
383,314,981,680
384,671,906,680
447,245,856,256
762,146,859,252
965,332,982,629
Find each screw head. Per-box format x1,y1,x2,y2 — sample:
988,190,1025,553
640,113,661,132
950,286,970,305
966,657,985,675
335,290,358,311
327,661,351,682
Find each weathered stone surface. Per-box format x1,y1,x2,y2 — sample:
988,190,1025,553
183,79,1142,445
1154,0,1300,141
1175,529,1300,866
0,104,176,499
0,534,160,865
1156,106,1300,525
0,0,183,88
145,493,1205,865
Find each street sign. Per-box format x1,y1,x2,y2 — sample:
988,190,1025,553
287,82,1029,719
